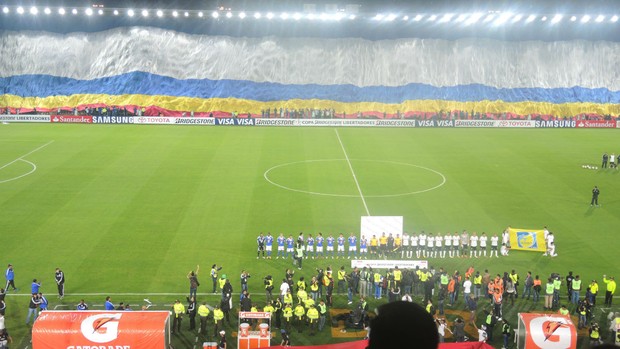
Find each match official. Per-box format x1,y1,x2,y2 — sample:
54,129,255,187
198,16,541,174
55,268,65,299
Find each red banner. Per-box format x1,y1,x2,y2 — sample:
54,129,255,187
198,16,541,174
267,340,494,349
576,120,616,128
51,115,93,123
32,311,169,349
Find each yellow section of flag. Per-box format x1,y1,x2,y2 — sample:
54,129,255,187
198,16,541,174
508,228,546,252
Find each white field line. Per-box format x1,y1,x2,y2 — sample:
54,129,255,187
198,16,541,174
335,129,370,216
7,292,229,297
0,140,54,171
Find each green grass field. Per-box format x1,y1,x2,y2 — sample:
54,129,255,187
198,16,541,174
0,124,618,348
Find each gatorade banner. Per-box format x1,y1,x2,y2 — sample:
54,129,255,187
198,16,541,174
517,313,577,349
508,228,546,252
32,311,170,349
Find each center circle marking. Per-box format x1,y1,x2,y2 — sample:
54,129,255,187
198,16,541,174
263,159,446,197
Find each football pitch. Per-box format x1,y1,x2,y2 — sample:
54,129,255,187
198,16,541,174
1,123,619,348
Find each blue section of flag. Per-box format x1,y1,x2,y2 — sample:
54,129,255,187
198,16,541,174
1,72,620,104
516,231,539,249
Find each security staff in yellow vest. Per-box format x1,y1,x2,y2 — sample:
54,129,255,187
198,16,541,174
172,299,185,334
304,296,315,309
571,275,582,305
558,304,569,316
306,305,319,335
213,304,224,337
198,302,211,335
283,304,293,331
589,280,599,306
318,299,327,331
473,272,483,299
283,290,293,306
373,271,383,299
310,278,319,301
393,267,402,288
294,303,306,333
603,275,616,306
337,267,347,295
297,289,308,304
589,322,602,346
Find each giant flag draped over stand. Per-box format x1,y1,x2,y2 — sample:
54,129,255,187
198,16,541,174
1,27,620,116
508,228,547,252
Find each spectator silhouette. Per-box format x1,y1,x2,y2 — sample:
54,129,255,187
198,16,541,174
368,301,438,349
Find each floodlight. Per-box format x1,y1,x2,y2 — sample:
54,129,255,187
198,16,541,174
141,10,148,17
465,13,483,25
541,16,547,21
184,12,189,17
44,7,51,15
511,14,523,23
239,12,246,19
319,13,328,20
306,13,315,20
2,7,8,14
198,11,203,17
335,13,344,21
16,7,24,14
98,9,104,15
483,13,495,23
494,12,512,25
455,14,467,23
551,14,562,24
611,15,618,22
280,12,289,20
439,13,453,23
386,14,397,21
428,14,437,21
581,15,590,23
29,6,38,15
85,8,93,16
595,15,604,22
127,9,134,17
211,11,219,18
414,14,423,21
292,13,301,20
570,16,577,21
525,14,536,23
113,9,119,15
156,10,163,17
373,14,384,21
225,11,232,18
172,11,178,17
253,12,261,19
348,14,355,20
266,12,274,19
58,8,65,15
72,8,78,15
402,15,409,21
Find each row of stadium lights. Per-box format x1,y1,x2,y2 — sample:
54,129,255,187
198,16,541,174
2,6,619,24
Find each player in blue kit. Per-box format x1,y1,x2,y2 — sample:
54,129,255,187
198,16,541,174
316,233,324,259
360,236,368,259
337,234,346,259
265,233,274,259
306,234,315,259
347,233,357,259
286,235,295,259
277,234,286,259
326,234,335,259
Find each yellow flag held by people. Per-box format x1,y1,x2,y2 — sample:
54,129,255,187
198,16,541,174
508,228,546,252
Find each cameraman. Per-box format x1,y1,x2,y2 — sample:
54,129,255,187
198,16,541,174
264,275,274,303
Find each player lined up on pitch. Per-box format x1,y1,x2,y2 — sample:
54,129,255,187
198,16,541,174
256,226,560,260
